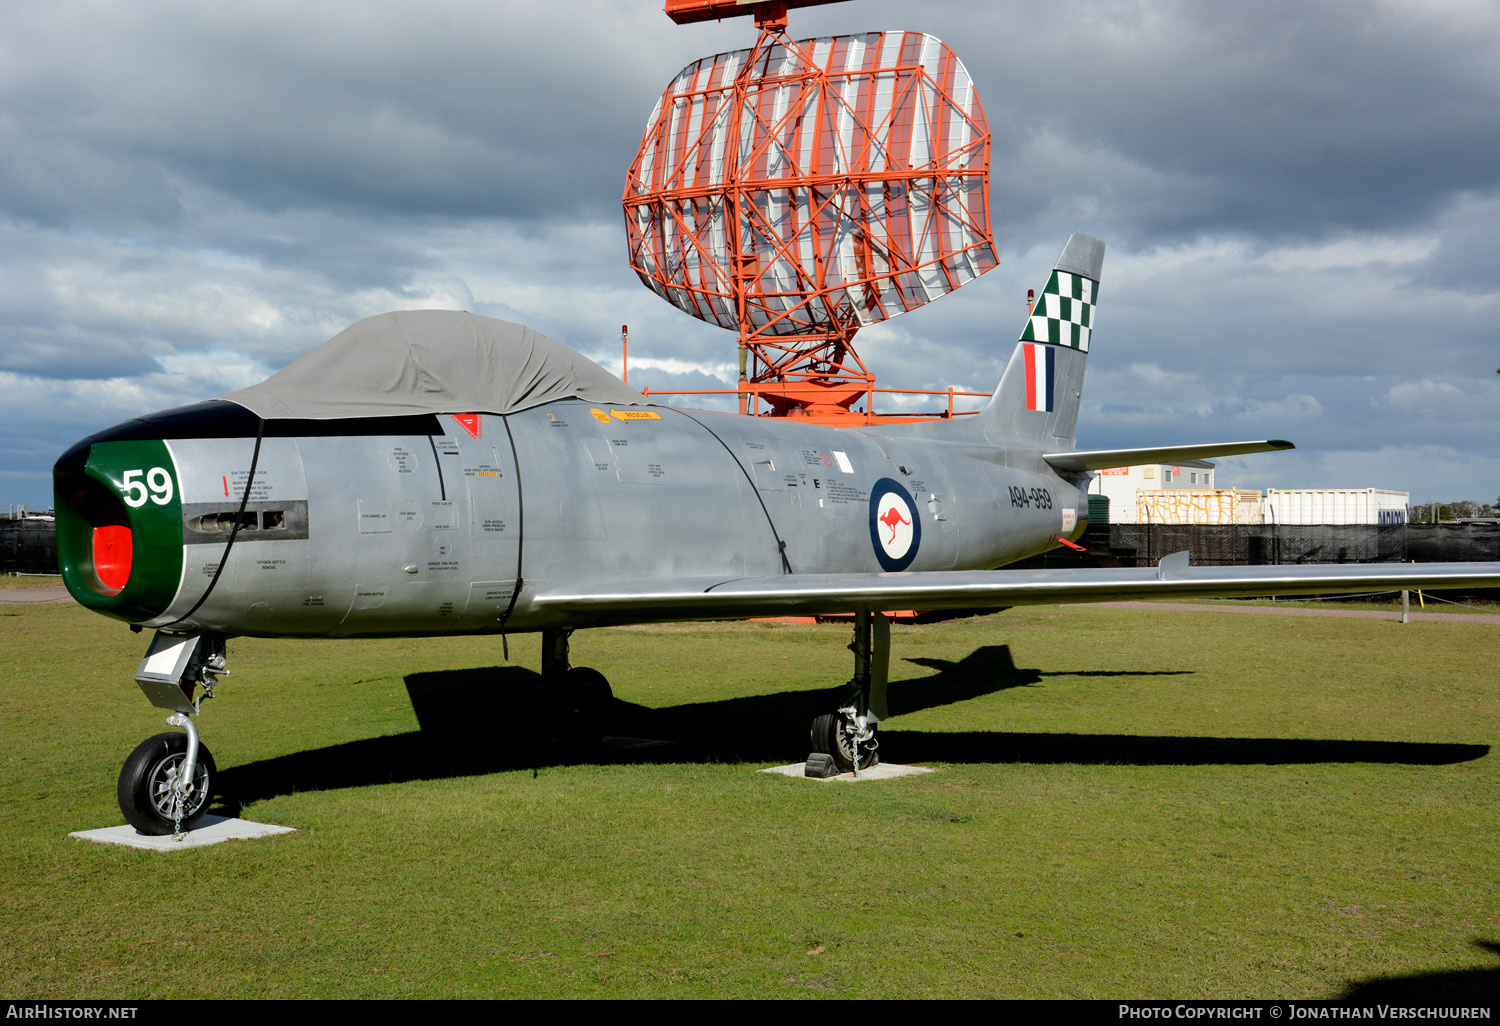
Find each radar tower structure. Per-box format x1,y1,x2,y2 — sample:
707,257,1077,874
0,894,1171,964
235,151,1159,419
623,0,999,423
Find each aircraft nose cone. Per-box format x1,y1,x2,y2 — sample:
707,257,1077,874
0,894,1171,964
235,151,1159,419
53,432,183,624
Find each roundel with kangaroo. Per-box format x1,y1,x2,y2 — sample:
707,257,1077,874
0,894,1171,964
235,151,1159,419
869,477,921,572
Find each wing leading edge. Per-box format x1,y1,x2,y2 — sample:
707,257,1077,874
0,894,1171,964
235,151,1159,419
1043,440,1294,473
534,560,1500,624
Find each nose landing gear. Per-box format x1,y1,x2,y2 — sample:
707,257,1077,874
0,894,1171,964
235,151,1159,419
119,631,226,837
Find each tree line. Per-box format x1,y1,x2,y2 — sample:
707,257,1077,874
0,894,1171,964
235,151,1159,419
1409,499,1500,522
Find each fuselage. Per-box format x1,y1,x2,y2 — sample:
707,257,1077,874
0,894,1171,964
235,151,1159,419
54,398,1088,637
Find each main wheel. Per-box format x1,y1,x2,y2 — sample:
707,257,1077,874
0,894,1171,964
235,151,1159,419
117,732,216,836
561,667,613,737
564,667,613,710
810,712,879,773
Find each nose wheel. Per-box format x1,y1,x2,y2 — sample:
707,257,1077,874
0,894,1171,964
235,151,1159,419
118,731,217,836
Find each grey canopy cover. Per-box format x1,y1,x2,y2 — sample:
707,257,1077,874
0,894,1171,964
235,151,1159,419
221,310,647,419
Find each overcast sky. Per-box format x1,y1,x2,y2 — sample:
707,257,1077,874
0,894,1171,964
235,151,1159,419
3,0,1497,509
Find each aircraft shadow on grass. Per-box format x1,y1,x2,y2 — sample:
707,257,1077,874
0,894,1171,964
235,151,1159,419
1337,939,1500,1002
213,644,1489,811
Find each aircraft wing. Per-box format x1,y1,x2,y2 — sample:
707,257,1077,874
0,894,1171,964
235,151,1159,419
534,559,1500,623
1043,440,1294,472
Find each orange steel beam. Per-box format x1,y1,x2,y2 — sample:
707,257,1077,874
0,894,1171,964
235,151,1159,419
640,384,990,425
664,0,851,28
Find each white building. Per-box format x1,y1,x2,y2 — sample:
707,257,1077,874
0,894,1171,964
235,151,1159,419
1092,463,1409,525
1093,460,1230,523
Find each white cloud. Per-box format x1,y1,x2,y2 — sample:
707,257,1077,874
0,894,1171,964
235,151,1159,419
1257,233,1439,274
1230,393,1324,421
1378,379,1468,411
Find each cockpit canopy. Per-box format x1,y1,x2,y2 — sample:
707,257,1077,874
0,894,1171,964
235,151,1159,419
221,311,646,420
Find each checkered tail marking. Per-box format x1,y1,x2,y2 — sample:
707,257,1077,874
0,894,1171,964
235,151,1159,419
1020,270,1098,352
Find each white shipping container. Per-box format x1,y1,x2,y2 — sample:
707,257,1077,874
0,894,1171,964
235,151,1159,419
1262,488,1409,525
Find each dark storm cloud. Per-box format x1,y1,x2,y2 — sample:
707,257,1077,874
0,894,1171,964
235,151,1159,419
0,327,162,380
10,0,1491,242
972,0,1500,244
1413,194,1500,294
0,1,689,229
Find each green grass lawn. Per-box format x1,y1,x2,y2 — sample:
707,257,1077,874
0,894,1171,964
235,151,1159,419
2,600,1496,999
0,574,60,589
1114,593,1499,614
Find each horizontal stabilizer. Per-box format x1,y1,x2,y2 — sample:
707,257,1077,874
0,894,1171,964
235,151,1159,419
534,561,1500,625
1043,439,1294,473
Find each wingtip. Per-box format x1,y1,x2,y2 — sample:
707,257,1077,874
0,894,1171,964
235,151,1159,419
1267,439,1296,450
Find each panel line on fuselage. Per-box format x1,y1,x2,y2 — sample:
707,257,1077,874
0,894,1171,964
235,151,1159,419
158,416,266,630
427,435,447,501
671,407,795,575
496,414,525,629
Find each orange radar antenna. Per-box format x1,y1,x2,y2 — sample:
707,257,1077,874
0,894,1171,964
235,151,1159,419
624,0,998,422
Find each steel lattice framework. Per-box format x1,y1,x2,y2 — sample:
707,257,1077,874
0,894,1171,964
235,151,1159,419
623,23,998,418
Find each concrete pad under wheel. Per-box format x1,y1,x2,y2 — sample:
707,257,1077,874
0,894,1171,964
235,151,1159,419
70,815,296,851
761,762,934,783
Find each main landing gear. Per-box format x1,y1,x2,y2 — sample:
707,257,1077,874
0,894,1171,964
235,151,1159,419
808,611,889,775
543,615,888,771
542,628,614,737
119,632,227,837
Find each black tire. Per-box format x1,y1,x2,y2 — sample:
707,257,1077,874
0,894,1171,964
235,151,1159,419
810,712,879,773
117,732,216,836
564,667,613,711
561,667,613,738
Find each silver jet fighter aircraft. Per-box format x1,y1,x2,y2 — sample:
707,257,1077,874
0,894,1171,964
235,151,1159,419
53,234,1500,835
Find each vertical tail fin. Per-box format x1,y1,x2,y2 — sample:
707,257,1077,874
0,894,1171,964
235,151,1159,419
982,232,1105,449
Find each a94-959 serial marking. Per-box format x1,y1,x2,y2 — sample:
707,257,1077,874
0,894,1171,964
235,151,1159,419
1008,485,1053,510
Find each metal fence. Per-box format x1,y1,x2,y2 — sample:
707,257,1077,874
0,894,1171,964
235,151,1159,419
0,518,58,575
1407,522,1500,563
1107,523,1417,567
